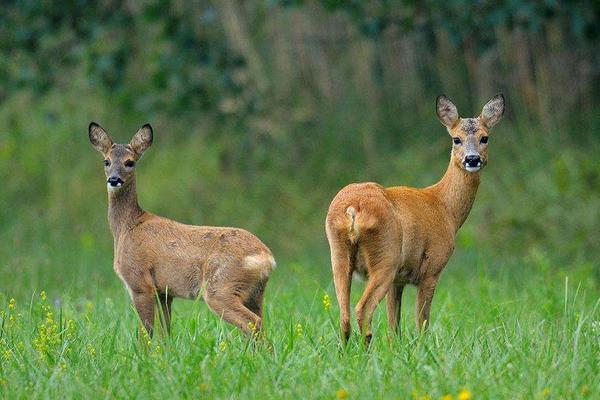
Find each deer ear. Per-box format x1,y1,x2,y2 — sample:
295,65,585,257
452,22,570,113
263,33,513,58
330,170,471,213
129,124,153,156
89,122,114,154
480,94,505,128
436,95,459,129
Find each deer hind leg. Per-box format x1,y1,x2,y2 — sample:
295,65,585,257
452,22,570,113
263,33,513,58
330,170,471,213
329,240,354,344
204,273,262,335
241,253,275,321
243,277,267,319
355,260,397,345
205,292,262,335
132,292,155,337
386,283,404,335
416,275,439,331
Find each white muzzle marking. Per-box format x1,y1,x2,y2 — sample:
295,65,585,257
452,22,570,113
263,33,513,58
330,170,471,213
107,182,123,191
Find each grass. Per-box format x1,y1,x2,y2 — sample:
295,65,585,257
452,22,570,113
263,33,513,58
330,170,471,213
1,92,599,399
1,249,598,399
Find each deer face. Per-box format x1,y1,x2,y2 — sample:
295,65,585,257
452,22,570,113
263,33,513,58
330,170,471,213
89,123,153,192
436,95,504,173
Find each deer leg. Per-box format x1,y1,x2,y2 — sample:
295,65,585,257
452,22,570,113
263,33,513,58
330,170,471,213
158,295,173,336
416,275,439,331
330,244,353,343
133,292,155,337
205,293,262,336
386,283,404,335
244,278,267,319
355,265,396,345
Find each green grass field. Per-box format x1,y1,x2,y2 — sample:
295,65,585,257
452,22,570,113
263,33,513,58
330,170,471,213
1,91,599,400
1,246,598,399
2,3,600,398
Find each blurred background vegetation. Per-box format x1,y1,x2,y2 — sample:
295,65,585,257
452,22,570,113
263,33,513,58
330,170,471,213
0,0,599,294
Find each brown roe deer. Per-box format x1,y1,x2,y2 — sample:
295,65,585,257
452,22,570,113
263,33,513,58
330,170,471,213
89,123,276,336
325,95,505,344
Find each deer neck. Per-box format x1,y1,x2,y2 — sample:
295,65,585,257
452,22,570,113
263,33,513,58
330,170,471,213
430,158,481,232
107,178,143,240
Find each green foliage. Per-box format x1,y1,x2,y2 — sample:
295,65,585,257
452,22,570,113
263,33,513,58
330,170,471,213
280,0,600,42
0,0,598,280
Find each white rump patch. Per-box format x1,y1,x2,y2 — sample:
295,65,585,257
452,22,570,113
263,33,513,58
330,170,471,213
243,253,276,278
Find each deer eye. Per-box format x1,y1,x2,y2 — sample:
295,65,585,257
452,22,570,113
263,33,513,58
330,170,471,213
452,137,462,145
480,136,489,144
124,160,135,168
103,160,110,167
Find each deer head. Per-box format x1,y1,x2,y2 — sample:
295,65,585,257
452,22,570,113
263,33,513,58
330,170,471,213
436,94,505,173
89,123,153,192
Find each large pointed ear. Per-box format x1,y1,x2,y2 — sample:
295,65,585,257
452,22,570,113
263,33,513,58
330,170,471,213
480,94,505,128
129,124,153,156
89,122,114,154
436,95,459,129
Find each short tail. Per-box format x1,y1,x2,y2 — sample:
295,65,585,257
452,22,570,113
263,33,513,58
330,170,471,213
346,206,359,243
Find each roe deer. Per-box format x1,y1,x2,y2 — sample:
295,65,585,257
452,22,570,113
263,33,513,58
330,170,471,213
89,123,276,336
325,95,505,344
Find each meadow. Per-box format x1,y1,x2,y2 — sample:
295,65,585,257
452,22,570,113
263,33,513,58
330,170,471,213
1,90,599,399
2,2,600,399
1,246,598,399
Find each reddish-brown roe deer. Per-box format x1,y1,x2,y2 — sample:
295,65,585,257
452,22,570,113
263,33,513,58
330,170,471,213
325,95,505,344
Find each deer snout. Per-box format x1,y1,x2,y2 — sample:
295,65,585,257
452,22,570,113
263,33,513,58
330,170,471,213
107,176,124,189
463,154,483,172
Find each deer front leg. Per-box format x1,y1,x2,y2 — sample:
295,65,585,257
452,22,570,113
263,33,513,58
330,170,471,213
133,292,155,337
386,283,404,335
416,275,439,331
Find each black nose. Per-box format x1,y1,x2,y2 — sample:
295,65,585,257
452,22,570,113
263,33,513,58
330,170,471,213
107,176,124,186
464,155,481,167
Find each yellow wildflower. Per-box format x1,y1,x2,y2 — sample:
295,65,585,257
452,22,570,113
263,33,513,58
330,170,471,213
33,309,60,357
8,298,15,310
248,321,257,333
66,319,76,340
295,323,303,337
441,395,454,400
336,389,349,399
219,341,228,352
457,389,472,400
581,385,589,395
40,291,47,301
323,294,331,311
